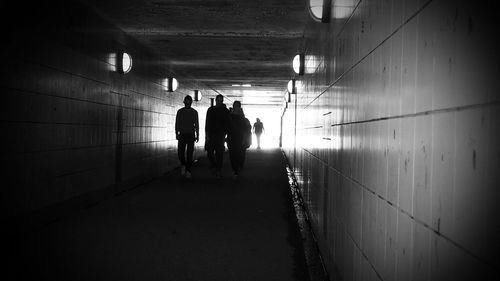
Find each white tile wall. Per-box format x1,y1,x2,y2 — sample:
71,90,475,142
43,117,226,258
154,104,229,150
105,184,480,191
282,0,499,280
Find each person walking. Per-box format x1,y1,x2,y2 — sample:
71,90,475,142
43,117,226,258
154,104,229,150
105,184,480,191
175,95,199,178
252,118,264,149
205,94,229,178
227,101,251,180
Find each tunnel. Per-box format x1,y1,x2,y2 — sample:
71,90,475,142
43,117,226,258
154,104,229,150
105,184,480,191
2,0,499,280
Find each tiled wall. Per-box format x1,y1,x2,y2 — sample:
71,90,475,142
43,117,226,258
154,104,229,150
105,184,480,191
1,0,212,226
282,0,499,280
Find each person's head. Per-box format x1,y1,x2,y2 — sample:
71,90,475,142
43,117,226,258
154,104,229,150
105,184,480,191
183,95,193,107
231,101,243,115
256,118,260,122
215,94,224,106
232,101,241,109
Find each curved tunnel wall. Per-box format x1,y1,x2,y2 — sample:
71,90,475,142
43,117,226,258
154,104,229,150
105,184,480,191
282,0,499,280
1,0,213,228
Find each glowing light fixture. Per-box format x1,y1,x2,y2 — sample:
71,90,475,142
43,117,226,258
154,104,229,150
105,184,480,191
164,77,178,92
117,52,132,74
309,0,331,23
231,84,252,87
293,54,305,75
287,79,296,94
193,90,202,101
287,79,303,95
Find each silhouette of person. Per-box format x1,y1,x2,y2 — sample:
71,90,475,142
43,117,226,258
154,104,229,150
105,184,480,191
205,94,229,178
227,101,251,180
175,95,199,178
252,118,264,149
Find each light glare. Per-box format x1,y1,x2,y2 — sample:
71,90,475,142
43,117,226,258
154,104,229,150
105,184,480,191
293,54,301,74
122,53,132,74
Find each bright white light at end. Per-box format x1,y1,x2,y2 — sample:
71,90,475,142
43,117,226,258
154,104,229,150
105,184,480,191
122,53,132,74
293,54,301,74
242,84,251,87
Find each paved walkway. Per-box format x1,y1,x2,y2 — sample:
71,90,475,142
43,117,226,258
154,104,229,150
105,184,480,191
10,148,310,281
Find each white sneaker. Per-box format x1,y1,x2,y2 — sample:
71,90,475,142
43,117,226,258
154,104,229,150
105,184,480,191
180,166,186,176
185,171,192,178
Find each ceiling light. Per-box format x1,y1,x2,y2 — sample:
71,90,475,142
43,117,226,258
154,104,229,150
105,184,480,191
164,77,178,92
309,0,331,23
242,84,252,87
287,79,296,94
193,90,202,101
117,52,132,74
293,54,305,75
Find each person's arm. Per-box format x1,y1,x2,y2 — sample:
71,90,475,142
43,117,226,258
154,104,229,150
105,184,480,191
175,110,180,140
205,108,211,141
224,108,230,137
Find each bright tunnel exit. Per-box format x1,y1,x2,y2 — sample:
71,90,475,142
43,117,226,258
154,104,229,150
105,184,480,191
242,105,283,149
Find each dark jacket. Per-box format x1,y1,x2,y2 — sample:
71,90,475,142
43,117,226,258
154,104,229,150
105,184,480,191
227,114,251,149
205,104,229,135
175,107,199,135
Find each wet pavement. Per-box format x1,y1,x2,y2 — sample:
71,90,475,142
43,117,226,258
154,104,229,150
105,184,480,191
8,148,311,281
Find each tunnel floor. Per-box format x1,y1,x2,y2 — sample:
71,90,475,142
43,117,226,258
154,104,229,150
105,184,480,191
9,148,312,281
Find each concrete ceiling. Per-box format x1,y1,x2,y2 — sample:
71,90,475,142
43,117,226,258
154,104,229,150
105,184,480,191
82,0,309,106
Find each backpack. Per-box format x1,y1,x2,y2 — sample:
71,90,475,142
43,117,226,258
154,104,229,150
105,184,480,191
243,118,252,148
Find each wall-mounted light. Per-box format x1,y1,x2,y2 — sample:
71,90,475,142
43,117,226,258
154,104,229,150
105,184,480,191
292,54,305,75
287,79,296,94
288,79,303,95
309,0,332,23
193,90,202,101
164,77,178,92
117,52,132,74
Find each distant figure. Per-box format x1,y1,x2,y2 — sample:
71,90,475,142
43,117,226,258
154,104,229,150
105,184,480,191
205,94,229,178
227,101,251,180
175,95,199,178
253,118,264,149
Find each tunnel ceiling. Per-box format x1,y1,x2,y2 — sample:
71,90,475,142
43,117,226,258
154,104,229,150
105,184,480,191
82,0,309,105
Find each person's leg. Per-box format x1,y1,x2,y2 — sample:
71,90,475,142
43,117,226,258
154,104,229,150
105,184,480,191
240,148,246,168
206,136,216,170
256,134,261,148
229,148,238,174
186,137,195,172
177,137,187,175
214,134,225,174
215,138,224,173
178,138,187,166
239,147,246,169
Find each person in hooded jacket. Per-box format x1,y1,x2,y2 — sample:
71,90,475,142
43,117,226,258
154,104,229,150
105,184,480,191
226,101,251,180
